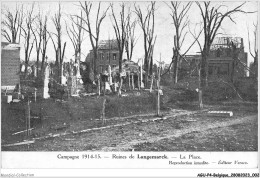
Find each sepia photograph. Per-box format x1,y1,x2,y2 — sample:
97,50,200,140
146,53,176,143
1,0,258,155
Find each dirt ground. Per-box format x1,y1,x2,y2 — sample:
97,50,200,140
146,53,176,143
1,93,258,151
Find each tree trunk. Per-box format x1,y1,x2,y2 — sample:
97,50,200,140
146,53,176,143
254,56,258,78
131,74,134,90
61,42,66,64
137,72,140,90
101,98,106,125
93,49,98,75
24,50,29,77
150,56,153,76
198,65,203,109
230,60,235,83
201,49,209,87
119,52,122,73
145,74,148,87
41,48,46,76
157,69,161,116
144,53,149,87
173,50,179,84
140,59,144,88
36,50,40,78
57,50,61,84
128,72,131,90
97,75,100,96
118,77,123,96
150,74,153,92
198,89,203,109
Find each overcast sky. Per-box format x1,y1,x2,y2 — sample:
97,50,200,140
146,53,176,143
1,1,258,65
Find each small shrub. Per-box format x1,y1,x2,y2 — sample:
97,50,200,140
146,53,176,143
105,93,157,118
177,89,198,102
161,75,172,86
234,78,258,102
203,82,236,102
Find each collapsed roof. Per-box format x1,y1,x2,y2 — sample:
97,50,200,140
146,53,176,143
110,61,145,75
98,40,118,50
211,37,244,50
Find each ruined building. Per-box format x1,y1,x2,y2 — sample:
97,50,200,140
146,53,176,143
1,42,21,91
181,37,248,80
85,40,120,74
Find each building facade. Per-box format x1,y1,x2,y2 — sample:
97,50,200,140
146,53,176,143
85,40,120,74
181,37,248,79
1,42,20,91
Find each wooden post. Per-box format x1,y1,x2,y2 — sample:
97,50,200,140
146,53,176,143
198,65,203,109
101,98,106,125
140,58,144,88
131,74,134,90
67,87,70,99
29,100,31,136
27,99,31,136
98,75,100,96
150,74,153,93
157,80,160,116
18,84,21,99
25,106,28,137
118,77,123,96
157,54,162,116
34,88,37,102
114,80,117,92
195,60,203,109
137,72,140,90
128,72,131,90
103,80,106,96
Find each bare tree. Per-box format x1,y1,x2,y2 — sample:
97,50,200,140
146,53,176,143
41,15,49,74
248,23,258,66
21,4,35,76
50,4,67,84
167,2,192,83
66,11,84,62
134,2,156,83
1,5,23,43
189,23,204,109
246,22,258,78
78,2,109,75
125,7,137,61
32,12,50,78
225,41,237,83
196,2,250,87
32,12,44,78
110,3,128,73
